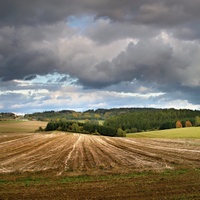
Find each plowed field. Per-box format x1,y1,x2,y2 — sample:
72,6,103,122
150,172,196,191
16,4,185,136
1,132,200,174
1,130,200,199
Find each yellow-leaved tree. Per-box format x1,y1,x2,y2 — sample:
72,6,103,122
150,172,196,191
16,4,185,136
185,120,192,127
176,120,182,128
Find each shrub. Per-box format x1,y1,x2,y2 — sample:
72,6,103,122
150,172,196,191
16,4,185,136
117,128,126,137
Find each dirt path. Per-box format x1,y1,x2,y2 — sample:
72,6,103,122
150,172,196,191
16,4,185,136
0,132,200,174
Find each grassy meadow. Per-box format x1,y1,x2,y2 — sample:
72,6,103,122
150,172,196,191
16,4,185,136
127,127,200,139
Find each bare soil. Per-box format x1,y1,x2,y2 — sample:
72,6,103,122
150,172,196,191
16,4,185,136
0,132,200,199
0,132,200,174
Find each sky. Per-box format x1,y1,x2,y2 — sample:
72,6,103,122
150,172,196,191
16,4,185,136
1,0,200,114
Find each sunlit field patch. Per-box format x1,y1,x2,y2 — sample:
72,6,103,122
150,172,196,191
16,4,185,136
127,127,200,139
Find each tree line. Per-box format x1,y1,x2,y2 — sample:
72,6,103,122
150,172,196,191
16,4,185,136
45,120,125,137
24,107,165,121
104,109,200,132
40,108,200,136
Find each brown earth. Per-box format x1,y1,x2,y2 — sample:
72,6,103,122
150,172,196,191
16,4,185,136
0,132,200,174
0,168,199,200
0,132,200,199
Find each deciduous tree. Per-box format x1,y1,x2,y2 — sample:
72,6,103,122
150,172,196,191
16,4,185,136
71,123,80,132
117,128,126,137
195,116,200,126
185,120,192,127
176,120,182,128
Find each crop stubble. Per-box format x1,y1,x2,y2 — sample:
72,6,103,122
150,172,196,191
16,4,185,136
0,131,200,199
0,132,200,174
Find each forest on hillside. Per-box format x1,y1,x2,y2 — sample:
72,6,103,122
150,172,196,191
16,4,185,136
2,108,200,131
104,108,200,132
24,107,200,122
33,108,200,136
24,108,159,121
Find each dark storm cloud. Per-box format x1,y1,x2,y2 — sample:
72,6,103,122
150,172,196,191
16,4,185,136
77,39,173,88
0,0,75,27
1,0,200,27
0,0,200,93
0,50,58,81
0,22,74,81
85,20,159,44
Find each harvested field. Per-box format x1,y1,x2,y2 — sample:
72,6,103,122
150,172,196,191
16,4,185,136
0,168,200,200
0,132,200,175
0,121,47,133
1,129,200,199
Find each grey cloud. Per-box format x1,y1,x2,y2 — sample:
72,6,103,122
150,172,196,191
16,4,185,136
0,22,74,81
0,50,58,81
85,19,159,44
92,1,200,41
171,22,200,41
1,20,200,91
0,92,34,112
77,39,173,88
0,0,74,27
1,0,200,27
75,37,200,99
134,1,189,26
1,0,200,113
156,86,200,107
105,80,161,95
0,22,74,55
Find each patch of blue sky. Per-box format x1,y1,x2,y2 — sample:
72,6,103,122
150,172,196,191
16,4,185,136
28,73,77,86
67,15,94,31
